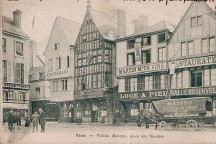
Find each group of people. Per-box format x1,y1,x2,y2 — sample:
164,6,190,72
4,108,46,133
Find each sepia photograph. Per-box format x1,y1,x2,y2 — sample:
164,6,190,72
1,0,216,143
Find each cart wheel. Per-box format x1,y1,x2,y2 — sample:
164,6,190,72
197,122,204,131
186,119,198,130
160,121,167,130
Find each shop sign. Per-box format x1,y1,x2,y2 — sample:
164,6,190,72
46,69,71,79
170,55,216,69
119,86,216,100
117,62,167,76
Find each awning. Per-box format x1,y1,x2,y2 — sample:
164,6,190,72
49,95,74,103
3,102,28,110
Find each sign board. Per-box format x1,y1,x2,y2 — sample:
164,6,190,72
46,69,72,79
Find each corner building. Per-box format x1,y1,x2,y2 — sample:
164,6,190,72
167,2,216,115
73,3,126,123
116,19,174,122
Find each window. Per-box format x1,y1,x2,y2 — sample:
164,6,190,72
137,76,144,91
143,36,151,46
15,41,23,56
130,78,137,91
92,74,97,88
83,58,87,65
191,70,202,87
204,69,216,86
98,56,102,63
191,17,197,27
204,69,210,86
209,37,215,52
125,78,130,92
14,63,24,84
181,42,187,56
48,59,53,71
153,75,159,90
35,87,40,97
77,77,82,90
158,47,166,62
56,57,61,69
62,80,68,90
104,73,110,88
93,56,97,64
2,38,6,52
160,74,168,89
127,53,135,66
127,40,135,49
105,55,109,63
93,33,97,39
197,16,202,26
142,50,151,64
2,60,7,82
188,41,194,56
82,35,87,43
98,74,102,88
202,38,208,53
54,43,60,50
176,72,183,88
145,76,153,90
78,59,82,66
211,69,216,85
53,80,59,91
67,56,70,67
158,33,166,43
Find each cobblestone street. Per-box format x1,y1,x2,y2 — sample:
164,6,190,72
2,122,216,144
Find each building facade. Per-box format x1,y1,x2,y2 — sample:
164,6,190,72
73,3,126,123
167,2,216,115
2,10,30,117
44,16,80,122
116,18,174,122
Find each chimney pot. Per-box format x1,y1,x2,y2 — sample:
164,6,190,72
117,9,126,38
13,9,22,28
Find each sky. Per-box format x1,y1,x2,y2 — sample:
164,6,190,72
2,0,215,59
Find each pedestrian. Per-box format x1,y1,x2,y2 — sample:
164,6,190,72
3,112,8,125
25,114,31,127
39,108,46,133
31,111,39,133
7,110,15,132
136,112,142,127
16,111,22,126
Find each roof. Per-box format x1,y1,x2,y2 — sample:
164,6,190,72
116,20,175,41
44,16,81,54
2,16,28,37
29,65,45,75
37,55,45,65
89,9,118,41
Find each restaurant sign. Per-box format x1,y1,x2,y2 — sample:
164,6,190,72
46,69,71,79
117,62,167,77
119,86,216,100
170,55,216,69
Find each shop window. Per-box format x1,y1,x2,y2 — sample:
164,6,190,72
15,41,23,56
127,53,135,66
158,47,166,62
127,39,135,49
191,70,202,87
158,33,166,43
143,36,151,46
142,50,151,64
202,38,208,53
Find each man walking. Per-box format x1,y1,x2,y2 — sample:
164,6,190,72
8,110,15,132
39,108,46,133
31,111,39,133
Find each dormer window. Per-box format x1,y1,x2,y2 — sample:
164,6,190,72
54,43,60,50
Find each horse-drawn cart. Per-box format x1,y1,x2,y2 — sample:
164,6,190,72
151,97,216,130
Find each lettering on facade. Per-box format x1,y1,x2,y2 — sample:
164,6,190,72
46,69,69,79
119,87,216,100
117,62,167,76
172,55,216,68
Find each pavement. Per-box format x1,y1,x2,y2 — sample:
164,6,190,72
2,122,216,144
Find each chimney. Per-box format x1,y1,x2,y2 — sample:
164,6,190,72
30,40,38,68
117,9,126,38
13,9,22,28
134,15,148,34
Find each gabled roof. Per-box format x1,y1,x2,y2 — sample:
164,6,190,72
116,20,175,41
37,55,45,65
2,16,28,37
168,2,216,44
44,16,81,54
89,9,118,41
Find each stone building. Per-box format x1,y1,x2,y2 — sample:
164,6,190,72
2,10,30,117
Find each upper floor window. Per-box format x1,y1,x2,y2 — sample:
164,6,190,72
188,41,194,56
127,53,135,66
56,57,61,69
35,87,40,97
158,47,166,62
209,37,215,52
67,56,70,67
143,36,151,46
160,74,168,89
127,39,135,49
191,70,202,87
142,50,151,64
82,35,87,43
158,33,166,43
125,77,137,92
191,16,202,27
202,38,208,53
61,79,68,91
15,41,23,56
53,80,59,91
2,60,7,82
137,76,144,91
2,38,6,53
54,43,60,50
48,59,53,71
181,42,187,56
204,68,216,86
14,63,24,84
